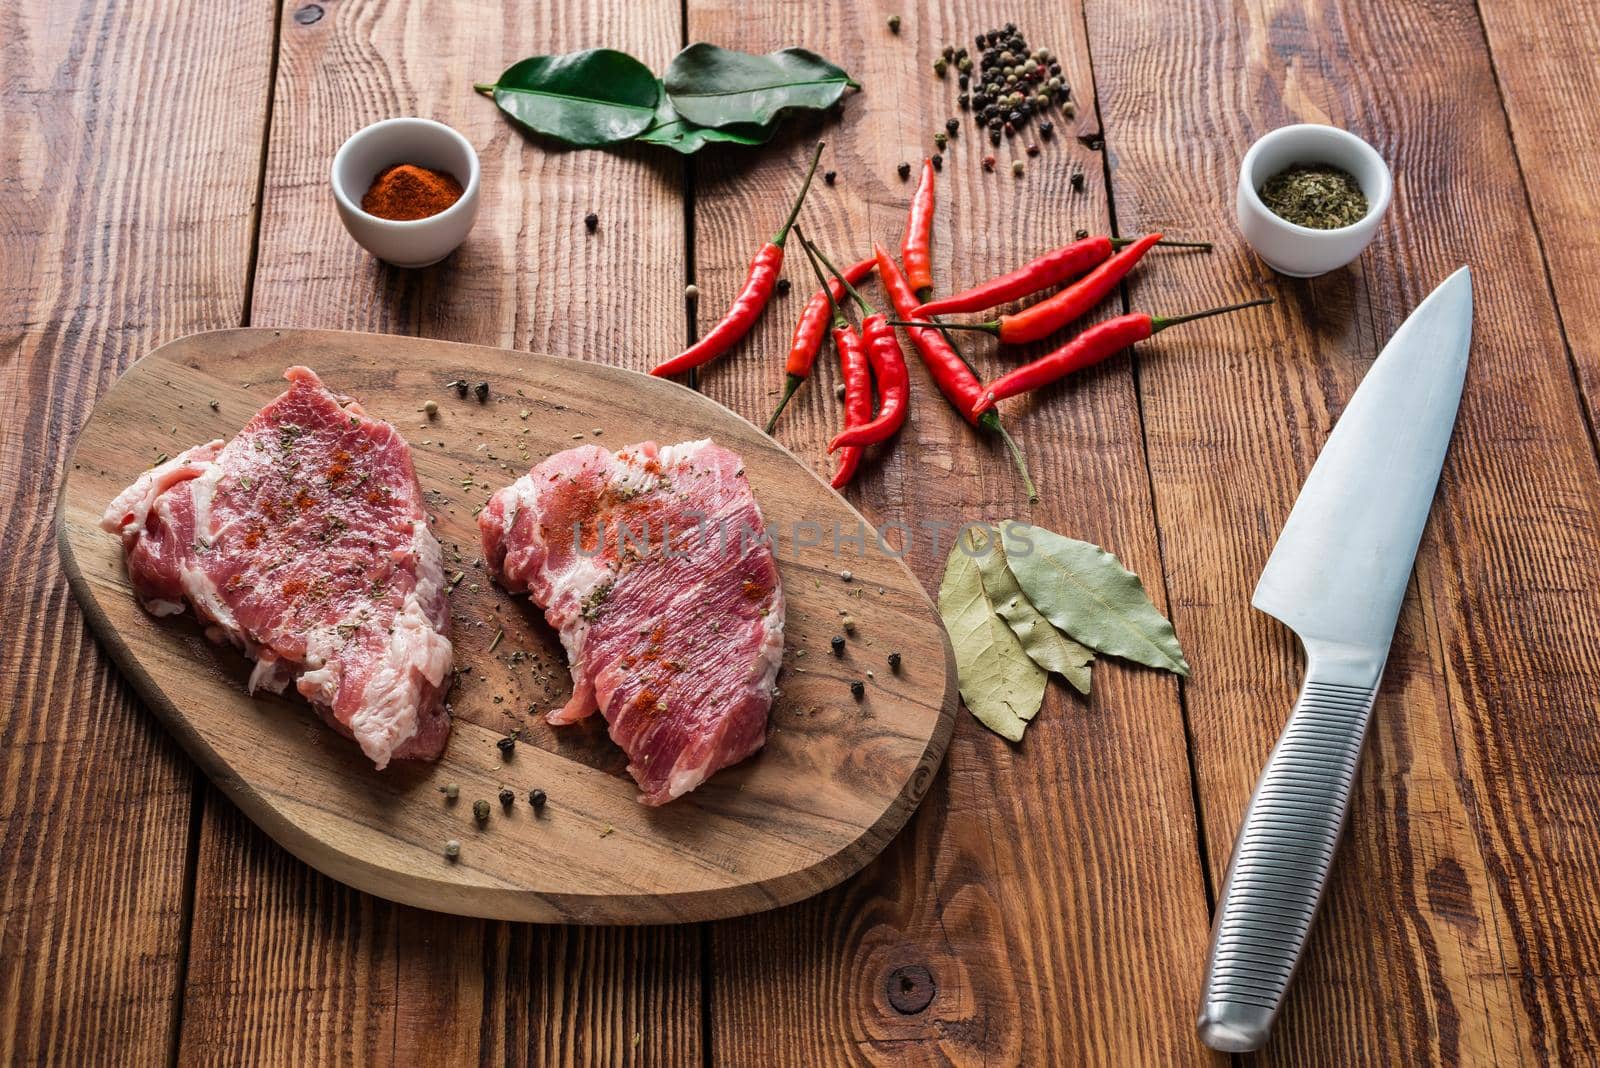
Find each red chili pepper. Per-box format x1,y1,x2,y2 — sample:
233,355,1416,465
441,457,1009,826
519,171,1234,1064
765,256,875,433
803,237,909,451
650,142,824,378
970,297,1275,418
911,234,1211,319
901,158,936,297
796,232,872,487
874,243,1037,502
898,233,1166,345
831,323,871,488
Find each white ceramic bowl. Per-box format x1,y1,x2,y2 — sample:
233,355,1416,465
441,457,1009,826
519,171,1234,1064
331,118,481,268
1236,124,1391,278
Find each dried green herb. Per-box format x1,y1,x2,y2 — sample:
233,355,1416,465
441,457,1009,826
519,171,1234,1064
1258,163,1368,230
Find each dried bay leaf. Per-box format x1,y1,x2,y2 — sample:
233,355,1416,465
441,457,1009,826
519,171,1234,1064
937,529,1046,741
972,525,1093,695
1002,523,1190,676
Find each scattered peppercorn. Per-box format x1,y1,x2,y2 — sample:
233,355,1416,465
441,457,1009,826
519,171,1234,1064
684,283,699,300
1026,142,1039,156
934,132,948,150
449,378,469,398
945,118,960,136
831,635,846,656
474,381,489,402
497,735,515,757
824,170,837,185
529,788,547,810
888,651,902,672
887,13,901,32
422,400,439,417
898,161,912,180
1070,171,1085,191
776,277,792,296
1040,120,1055,140
440,782,460,800
584,211,598,233
445,839,461,860
841,614,857,633
1013,160,1025,177
499,787,514,809
473,799,490,823
842,569,854,581
983,154,997,170
933,57,948,77
1075,228,1090,239
989,130,1001,146
931,153,943,171
208,399,220,411
850,680,866,700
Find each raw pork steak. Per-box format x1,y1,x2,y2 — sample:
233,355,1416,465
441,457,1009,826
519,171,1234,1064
102,366,453,768
480,440,784,805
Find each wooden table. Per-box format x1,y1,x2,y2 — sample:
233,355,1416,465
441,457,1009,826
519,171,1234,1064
5,0,1597,1063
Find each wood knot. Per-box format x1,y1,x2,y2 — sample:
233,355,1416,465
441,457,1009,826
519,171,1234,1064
293,4,324,24
886,964,935,1014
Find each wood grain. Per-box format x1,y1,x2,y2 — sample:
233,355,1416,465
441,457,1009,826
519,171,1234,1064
0,1,274,1063
172,1,706,1064
1086,0,1600,1060
60,327,955,921
686,2,1220,1063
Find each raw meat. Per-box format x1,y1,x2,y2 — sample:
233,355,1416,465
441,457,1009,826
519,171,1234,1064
102,366,453,768
480,439,784,805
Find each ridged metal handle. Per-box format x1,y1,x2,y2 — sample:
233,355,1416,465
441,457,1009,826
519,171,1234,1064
1197,669,1379,1052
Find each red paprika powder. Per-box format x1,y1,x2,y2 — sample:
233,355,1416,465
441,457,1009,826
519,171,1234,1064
361,163,463,221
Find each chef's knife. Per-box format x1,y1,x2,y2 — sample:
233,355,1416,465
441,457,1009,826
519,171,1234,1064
1196,267,1473,1052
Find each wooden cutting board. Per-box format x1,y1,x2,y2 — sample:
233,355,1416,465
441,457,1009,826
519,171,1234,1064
57,328,957,924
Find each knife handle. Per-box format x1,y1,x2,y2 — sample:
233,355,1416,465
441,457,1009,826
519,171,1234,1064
1196,666,1379,1053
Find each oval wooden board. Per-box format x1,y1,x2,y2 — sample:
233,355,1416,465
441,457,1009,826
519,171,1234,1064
57,328,957,924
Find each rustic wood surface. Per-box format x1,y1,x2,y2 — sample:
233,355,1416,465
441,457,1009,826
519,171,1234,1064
58,327,956,923
6,0,1600,1063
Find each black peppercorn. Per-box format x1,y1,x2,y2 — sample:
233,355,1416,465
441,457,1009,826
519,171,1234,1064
1003,123,1015,138
850,680,865,700
831,634,845,656
1040,120,1055,139
958,74,969,90
824,170,837,185
958,93,970,109
776,278,791,296
499,787,514,809
942,45,955,61
584,211,598,233
888,652,902,672
989,129,1002,146
497,735,515,756
1007,109,1022,124
1019,100,1033,116
1050,62,1062,76
1070,170,1085,190
1075,228,1090,240
474,381,490,402
945,117,960,135
529,788,547,810
931,154,943,171
451,379,469,398
975,33,986,48
897,161,911,180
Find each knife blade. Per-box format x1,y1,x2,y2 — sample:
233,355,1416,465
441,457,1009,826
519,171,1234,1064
1196,267,1472,1053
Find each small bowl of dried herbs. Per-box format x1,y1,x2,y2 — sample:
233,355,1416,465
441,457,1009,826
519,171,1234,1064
1236,124,1391,278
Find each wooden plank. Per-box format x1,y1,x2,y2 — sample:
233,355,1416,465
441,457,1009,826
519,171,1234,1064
1478,3,1600,429
173,1,701,1063
1085,0,1600,1060
0,1,274,1063
687,2,1221,1062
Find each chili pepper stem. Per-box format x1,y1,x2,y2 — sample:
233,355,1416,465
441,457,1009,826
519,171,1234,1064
980,411,1039,503
771,141,826,248
887,319,999,336
1150,296,1275,331
794,225,850,328
1111,238,1213,250
810,241,879,317
472,82,496,95
764,374,804,434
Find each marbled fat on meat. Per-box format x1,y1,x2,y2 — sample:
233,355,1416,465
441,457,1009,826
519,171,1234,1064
480,440,784,805
101,366,453,768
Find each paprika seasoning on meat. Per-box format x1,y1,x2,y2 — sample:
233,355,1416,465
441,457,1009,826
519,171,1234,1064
361,163,463,221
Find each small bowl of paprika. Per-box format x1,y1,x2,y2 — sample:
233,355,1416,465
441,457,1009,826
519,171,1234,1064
331,117,480,268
